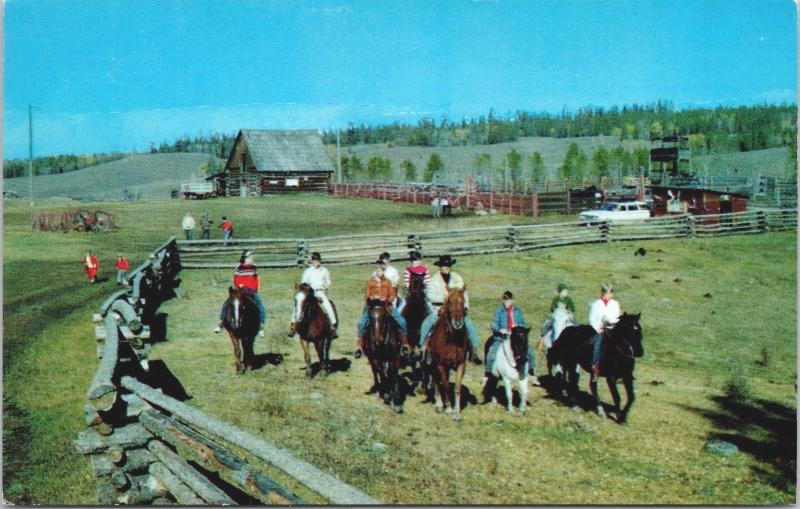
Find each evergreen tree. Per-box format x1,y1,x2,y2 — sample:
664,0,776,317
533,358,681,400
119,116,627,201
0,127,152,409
591,146,611,178
423,153,444,182
506,149,523,190
529,151,545,182
401,159,417,181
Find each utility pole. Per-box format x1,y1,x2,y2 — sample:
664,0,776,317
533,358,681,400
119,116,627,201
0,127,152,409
336,128,341,183
28,104,34,207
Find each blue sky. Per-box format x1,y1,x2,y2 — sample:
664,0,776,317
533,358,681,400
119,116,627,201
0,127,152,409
3,0,797,158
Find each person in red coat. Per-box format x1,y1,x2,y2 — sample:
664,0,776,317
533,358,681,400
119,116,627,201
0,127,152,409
214,250,266,337
115,254,130,285
84,250,99,284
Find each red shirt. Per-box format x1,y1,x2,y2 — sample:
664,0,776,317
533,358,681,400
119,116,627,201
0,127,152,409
506,306,515,328
221,219,233,232
233,263,260,292
116,258,129,270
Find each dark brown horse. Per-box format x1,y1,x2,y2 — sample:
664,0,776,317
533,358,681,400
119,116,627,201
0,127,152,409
295,283,337,378
363,298,405,412
222,286,260,375
401,273,429,350
427,287,470,420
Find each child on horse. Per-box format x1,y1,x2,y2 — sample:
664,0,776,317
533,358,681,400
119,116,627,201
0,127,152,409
290,252,338,338
397,250,430,313
418,255,482,363
590,283,621,379
214,250,267,337
354,259,409,358
539,283,578,348
486,291,538,383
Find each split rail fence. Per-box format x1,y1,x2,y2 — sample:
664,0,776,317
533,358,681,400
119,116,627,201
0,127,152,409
177,209,797,269
77,237,378,505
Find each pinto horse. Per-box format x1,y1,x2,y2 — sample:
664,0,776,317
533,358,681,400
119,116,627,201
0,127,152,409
222,286,260,375
363,299,405,412
483,326,531,414
295,283,337,378
427,287,470,420
547,312,644,423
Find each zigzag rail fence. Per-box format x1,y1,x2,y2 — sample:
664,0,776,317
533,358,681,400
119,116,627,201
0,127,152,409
77,236,379,505
177,209,797,269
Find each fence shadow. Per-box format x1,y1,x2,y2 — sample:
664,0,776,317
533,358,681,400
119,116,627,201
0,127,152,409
138,360,191,402
676,395,796,492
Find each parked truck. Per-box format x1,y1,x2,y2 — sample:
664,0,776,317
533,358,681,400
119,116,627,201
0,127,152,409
181,181,215,199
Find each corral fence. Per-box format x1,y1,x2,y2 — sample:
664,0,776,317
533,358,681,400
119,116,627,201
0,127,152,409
76,237,378,505
177,209,797,269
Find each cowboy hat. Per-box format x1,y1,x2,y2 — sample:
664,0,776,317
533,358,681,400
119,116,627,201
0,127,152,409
311,252,322,262
434,255,456,267
409,251,422,262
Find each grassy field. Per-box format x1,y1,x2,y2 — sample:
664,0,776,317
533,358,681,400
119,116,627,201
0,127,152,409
3,195,796,504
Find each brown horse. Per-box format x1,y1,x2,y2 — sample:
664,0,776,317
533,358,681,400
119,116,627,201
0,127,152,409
362,299,405,412
295,283,337,378
221,286,260,375
427,287,470,420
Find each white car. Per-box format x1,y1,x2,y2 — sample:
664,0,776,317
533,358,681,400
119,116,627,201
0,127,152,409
579,200,651,225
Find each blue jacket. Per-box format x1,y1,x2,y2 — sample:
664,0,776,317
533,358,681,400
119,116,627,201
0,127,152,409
492,305,526,335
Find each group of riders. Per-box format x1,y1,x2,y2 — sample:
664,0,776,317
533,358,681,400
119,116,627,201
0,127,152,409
214,249,623,380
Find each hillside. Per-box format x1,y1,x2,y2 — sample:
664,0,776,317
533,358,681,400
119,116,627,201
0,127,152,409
328,137,792,183
2,153,225,201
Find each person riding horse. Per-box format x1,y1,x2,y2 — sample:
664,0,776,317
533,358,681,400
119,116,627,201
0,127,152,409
354,259,409,358
398,251,430,313
485,291,539,384
418,255,482,364
214,250,266,337
289,252,338,338
539,283,578,349
590,283,621,379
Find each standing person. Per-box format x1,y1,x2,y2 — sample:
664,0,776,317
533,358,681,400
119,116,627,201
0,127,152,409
200,213,213,240
214,250,266,337
182,213,196,240
418,255,482,363
398,251,430,313
290,252,338,338
589,283,621,380
354,259,408,357
431,195,442,218
84,250,99,284
115,254,130,285
486,291,538,383
219,216,233,245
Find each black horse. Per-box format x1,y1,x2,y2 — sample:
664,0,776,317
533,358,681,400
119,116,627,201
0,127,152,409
222,286,261,375
547,312,644,423
363,298,405,412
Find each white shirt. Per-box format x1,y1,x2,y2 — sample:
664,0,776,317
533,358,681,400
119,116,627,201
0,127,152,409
426,271,470,308
588,298,621,333
301,265,331,291
182,216,195,229
372,264,399,287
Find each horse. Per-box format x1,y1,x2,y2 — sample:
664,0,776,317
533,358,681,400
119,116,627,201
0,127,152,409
483,326,531,414
221,286,260,375
427,287,470,420
401,273,429,352
542,305,576,376
546,312,644,423
295,283,337,378
362,298,405,412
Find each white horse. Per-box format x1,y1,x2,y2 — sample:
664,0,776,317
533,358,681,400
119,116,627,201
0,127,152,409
484,327,531,414
542,305,576,376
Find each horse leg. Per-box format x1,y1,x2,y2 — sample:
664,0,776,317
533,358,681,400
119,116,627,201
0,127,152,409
300,339,312,378
229,334,243,375
519,376,529,414
607,376,622,421
452,362,465,421
432,365,447,414
504,377,514,414
314,340,326,377
567,368,579,409
590,377,605,418
324,335,333,373
619,376,635,424
390,359,403,413
365,356,380,395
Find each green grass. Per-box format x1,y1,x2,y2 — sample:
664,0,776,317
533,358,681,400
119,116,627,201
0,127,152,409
3,195,796,504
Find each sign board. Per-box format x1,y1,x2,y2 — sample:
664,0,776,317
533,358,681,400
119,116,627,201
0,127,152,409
285,178,299,187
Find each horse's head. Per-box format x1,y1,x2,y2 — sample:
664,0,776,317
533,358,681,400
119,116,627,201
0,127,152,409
510,326,531,368
409,273,426,293
225,286,244,330
444,287,466,330
366,299,389,342
614,312,644,358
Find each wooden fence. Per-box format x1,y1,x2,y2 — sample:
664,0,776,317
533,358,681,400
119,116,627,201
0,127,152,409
76,237,379,505
177,209,797,269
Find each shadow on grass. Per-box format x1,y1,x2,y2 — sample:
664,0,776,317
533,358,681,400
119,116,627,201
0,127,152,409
677,396,796,492
303,357,352,379
249,352,284,370
138,360,191,401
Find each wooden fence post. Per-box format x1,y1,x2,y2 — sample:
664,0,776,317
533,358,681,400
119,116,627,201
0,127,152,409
685,215,696,237
756,210,767,233
566,189,571,215
296,240,308,266
600,221,610,242
407,234,420,257
506,226,518,251
490,190,494,211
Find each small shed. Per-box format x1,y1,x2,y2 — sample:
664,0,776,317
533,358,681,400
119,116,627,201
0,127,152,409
215,129,334,196
650,185,748,216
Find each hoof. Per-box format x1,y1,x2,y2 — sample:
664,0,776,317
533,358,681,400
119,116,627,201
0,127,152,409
570,405,580,412
444,407,453,415
452,413,463,421
597,406,607,418
365,385,379,395
507,408,515,415
435,406,444,414
392,405,404,414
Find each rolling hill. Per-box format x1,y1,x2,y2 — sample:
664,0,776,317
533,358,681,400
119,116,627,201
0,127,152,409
2,153,225,201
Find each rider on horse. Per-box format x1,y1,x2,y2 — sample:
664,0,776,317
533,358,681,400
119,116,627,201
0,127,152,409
354,259,409,357
397,251,430,313
486,291,538,383
289,252,338,338
540,283,578,347
590,282,621,379
418,255,482,363
214,250,267,337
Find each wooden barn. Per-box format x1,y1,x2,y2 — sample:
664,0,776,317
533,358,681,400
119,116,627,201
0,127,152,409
215,129,334,196
650,185,748,216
